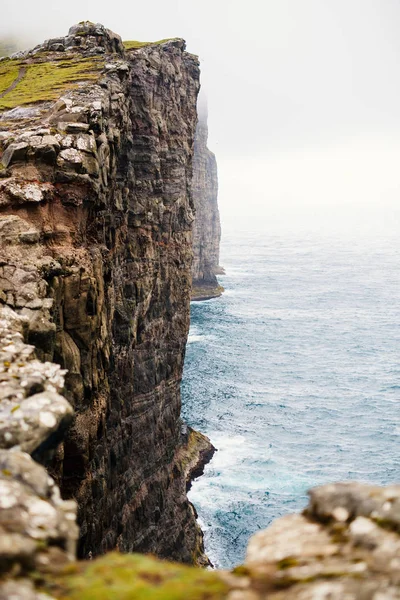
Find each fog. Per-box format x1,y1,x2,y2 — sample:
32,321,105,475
3,0,400,229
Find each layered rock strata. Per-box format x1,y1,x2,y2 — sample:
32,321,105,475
191,105,223,301
0,22,214,564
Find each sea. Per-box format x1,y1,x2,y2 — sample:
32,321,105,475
181,217,400,569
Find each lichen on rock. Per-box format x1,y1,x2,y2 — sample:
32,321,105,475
0,307,78,586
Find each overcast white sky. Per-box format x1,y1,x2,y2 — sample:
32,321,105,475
3,0,400,229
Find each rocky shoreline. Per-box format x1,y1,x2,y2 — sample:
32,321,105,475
191,284,224,302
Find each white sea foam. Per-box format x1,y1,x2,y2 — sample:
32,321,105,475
187,334,204,343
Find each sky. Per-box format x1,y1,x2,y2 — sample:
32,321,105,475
3,0,400,230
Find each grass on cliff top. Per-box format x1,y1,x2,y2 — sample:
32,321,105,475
0,56,104,110
123,38,180,50
0,61,20,95
44,552,229,600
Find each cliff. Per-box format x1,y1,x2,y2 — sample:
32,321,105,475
1,19,398,600
0,22,214,565
191,106,223,301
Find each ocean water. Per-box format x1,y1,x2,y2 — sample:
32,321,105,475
181,225,400,569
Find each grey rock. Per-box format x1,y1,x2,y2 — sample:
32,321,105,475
242,482,400,599
0,215,35,244
57,148,83,172
63,122,90,133
76,134,96,153
0,450,78,572
19,231,41,244
0,391,73,453
307,481,400,530
0,579,53,600
0,181,53,205
1,142,29,167
0,107,43,121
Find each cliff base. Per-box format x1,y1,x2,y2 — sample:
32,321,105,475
191,284,224,302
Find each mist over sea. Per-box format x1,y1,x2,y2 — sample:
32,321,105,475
182,219,400,569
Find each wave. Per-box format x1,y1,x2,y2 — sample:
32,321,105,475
183,229,400,568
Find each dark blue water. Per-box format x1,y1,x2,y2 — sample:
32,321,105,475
182,226,400,569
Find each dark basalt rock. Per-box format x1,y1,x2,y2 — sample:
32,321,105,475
0,23,212,565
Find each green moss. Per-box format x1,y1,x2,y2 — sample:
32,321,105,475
0,60,20,95
277,557,299,570
372,517,397,532
0,56,104,110
232,565,250,577
123,38,180,50
43,552,229,599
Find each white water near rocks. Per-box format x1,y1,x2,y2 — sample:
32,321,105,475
182,222,400,569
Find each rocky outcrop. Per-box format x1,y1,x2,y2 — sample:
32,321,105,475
191,103,223,301
0,22,214,565
2,462,400,599
0,307,78,582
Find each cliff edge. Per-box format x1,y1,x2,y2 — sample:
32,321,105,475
0,21,214,565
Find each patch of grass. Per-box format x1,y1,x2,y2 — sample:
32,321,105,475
44,552,229,600
0,60,20,95
0,56,104,110
123,38,180,50
277,557,299,570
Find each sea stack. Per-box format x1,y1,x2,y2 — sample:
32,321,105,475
191,98,223,301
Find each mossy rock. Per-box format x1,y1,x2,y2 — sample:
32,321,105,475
123,38,180,50
42,552,229,599
0,56,104,110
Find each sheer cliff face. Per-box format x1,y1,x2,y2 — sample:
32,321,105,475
0,23,210,563
191,112,221,296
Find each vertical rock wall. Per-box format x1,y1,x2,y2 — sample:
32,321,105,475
0,23,212,564
191,106,222,300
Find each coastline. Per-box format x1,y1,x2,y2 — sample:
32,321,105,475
178,426,216,491
175,426,216,566
191,284,225,302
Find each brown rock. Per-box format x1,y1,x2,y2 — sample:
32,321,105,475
0,25,208,566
